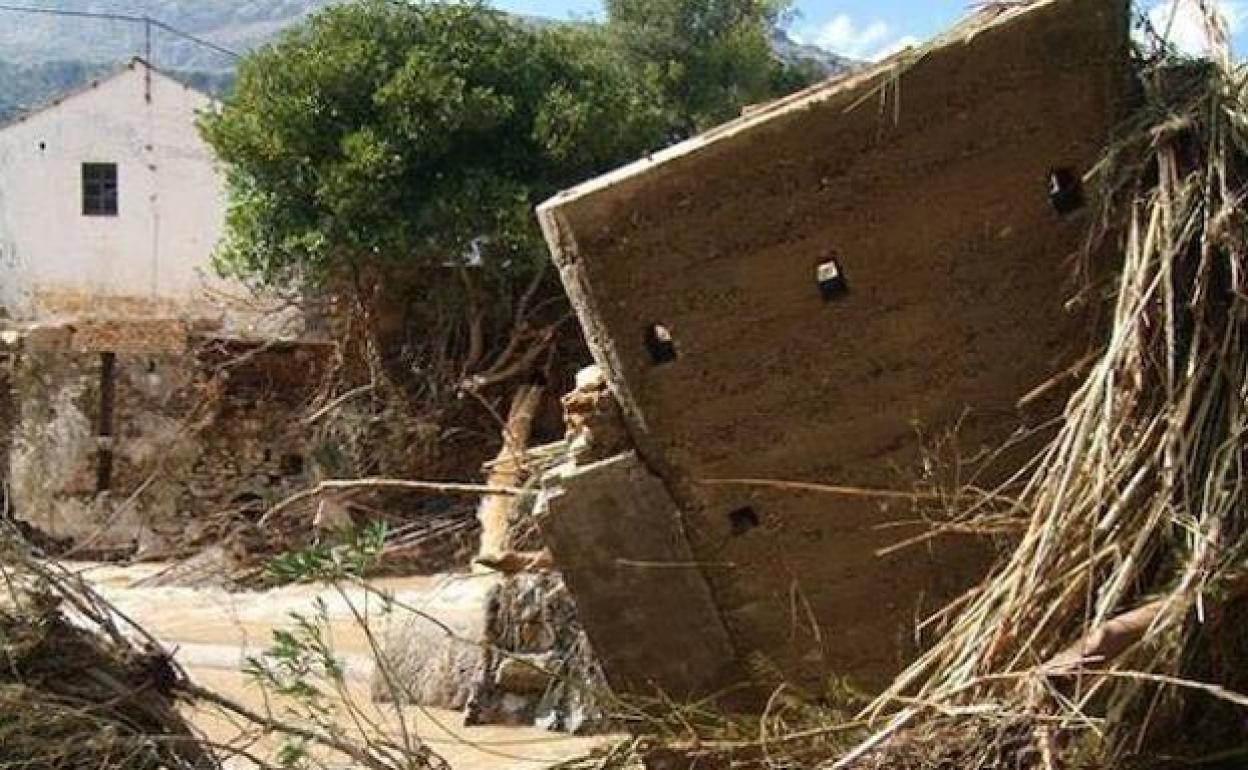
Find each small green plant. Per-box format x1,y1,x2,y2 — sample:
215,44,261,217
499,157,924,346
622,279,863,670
275,737,312,769
265,520,389,585
245,554,448,770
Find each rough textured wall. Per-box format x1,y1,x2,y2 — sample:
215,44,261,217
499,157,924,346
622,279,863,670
9,342,104,545
9,330,330,556
539,0,1131,689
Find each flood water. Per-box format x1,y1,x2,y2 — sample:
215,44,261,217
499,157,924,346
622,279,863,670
69,562,612,769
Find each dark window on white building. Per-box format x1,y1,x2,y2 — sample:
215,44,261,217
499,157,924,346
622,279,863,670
82,162,118,216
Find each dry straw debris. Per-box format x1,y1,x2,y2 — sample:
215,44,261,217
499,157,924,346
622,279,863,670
0,525,455,770
0,530,219,769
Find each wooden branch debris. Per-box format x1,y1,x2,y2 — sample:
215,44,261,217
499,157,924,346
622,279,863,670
476,382,544,559
256,477,527,528
697,477,978,502
302,383,376,425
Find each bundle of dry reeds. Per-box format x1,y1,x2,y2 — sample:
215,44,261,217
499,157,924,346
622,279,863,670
0,531,219,770
838,5,1248,767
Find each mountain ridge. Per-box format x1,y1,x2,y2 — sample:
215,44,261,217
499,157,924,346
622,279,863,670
0,1,855,121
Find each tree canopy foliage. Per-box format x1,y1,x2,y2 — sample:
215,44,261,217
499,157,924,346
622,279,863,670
605,0,811,132
200,0,810,289
200,1,670,288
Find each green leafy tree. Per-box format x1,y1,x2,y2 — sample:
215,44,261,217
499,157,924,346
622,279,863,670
606,0,807,133
201,0,811,293
201,1,664,290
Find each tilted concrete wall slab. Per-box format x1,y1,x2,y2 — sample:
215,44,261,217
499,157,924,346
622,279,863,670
538,453,735,698
538,0,1131,690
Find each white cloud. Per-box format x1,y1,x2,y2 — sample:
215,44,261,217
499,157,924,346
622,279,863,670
871,35,921,61
1146,0,1243,55
795,14,915,62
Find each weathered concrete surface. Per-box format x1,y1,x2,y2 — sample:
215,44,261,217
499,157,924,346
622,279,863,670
538,0,1131,688
538,453,735,698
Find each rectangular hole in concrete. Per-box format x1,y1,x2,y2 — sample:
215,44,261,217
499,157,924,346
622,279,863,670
817,258,848,301
1048,167,1085,215
729,506,760,536
644,323,677,365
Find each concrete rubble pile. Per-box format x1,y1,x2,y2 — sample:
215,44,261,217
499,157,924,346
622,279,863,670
466,571,610,732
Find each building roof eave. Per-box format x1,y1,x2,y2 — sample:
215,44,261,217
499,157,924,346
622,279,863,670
0,56,220,135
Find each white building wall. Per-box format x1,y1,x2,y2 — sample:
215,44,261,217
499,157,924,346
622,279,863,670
0,60,277,333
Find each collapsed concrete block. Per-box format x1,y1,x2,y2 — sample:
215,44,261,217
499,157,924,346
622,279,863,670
538,0,1131,687
537,452,736,699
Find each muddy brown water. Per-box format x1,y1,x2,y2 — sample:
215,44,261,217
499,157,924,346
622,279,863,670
70,562,613,769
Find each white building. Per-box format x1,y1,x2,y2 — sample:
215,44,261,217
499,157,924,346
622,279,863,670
0,58,281,335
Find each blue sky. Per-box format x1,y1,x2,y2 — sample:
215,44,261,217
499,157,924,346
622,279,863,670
492,1,1248,61
492,0,966,60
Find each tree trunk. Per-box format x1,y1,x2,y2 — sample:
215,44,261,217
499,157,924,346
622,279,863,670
475,383,543,562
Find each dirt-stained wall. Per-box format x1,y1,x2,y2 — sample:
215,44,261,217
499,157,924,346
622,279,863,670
8,327,331,557
539,0,1131,689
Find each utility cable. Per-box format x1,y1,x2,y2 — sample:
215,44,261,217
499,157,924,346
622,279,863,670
0,3,241,60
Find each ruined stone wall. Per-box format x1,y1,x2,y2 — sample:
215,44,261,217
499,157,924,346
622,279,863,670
8,329,331,557
10,335,117,548
539,0,1131,690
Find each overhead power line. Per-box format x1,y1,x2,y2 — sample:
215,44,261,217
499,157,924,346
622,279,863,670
0,3,241,61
